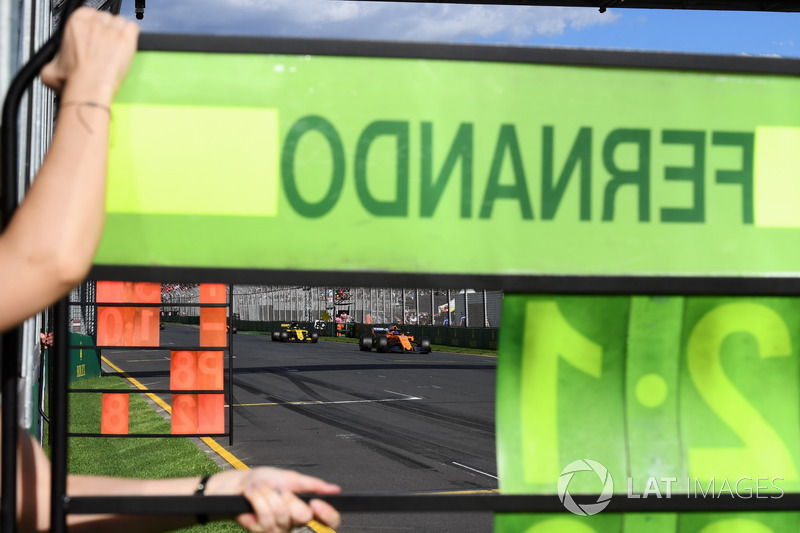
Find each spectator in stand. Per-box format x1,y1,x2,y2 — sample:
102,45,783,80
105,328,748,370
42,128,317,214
0,8,340,533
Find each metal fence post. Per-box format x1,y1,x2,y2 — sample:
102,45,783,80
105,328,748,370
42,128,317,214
460,290,467,327
483,290,488,327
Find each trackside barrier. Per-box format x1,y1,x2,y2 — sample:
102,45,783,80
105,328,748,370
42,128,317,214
163,315,201,326
66,333,102,382
163,319,501,350
4,7,800,532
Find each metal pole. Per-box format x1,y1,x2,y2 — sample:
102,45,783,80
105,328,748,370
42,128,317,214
401,288,405,324
51,298,69,533
228,284,234,446
446,289,451,327
483,290,488,327
464,290,469,327
430,290,434,326
415,288,419,325
1,329,20,533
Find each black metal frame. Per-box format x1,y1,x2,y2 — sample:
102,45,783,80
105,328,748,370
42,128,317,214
61,285,235,441
2,13,800,533
49,283,238,532
62,492,800,514
339,0,800,11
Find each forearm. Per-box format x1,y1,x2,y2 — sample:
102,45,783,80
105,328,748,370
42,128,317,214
0,7,138,332
15,428,340,533
0,82,112,331
31,80,113,274
17,430,215,533
13,431,193,533
65,475,200,533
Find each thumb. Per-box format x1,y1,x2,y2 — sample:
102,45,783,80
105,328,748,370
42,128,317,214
40,56,65,93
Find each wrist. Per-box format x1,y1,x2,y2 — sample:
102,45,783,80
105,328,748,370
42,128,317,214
195,474,214,525
60,75,116,108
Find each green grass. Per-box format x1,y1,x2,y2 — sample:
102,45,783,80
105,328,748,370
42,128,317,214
63,376,244,532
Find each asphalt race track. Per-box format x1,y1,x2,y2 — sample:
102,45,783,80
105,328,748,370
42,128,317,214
99,324,498,532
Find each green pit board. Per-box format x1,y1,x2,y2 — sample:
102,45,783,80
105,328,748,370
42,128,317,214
497,294,800,532
93,35,800,530
95,36,800,287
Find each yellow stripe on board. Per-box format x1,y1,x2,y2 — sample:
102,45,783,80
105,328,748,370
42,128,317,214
108,104,279,217
754,126,800,227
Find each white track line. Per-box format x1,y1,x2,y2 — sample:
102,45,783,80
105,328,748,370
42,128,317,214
234,395,422,407
451,461,498,480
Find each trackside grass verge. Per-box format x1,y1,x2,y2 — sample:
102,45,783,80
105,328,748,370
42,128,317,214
58,376,243,532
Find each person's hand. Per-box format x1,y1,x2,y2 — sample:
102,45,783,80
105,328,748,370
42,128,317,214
39,331,53,349
40,7,139,104
207,468,341,532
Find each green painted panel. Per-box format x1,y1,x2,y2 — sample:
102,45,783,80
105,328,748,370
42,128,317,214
68,333,101,382
97,46,800,278
496,295,800,531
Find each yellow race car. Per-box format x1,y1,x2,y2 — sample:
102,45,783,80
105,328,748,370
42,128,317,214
271,322,319,343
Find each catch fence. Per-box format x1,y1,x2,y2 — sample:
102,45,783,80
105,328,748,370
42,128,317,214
163,285,504,329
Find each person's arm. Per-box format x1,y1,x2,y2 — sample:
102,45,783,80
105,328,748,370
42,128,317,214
15,430,341,533
0,8,139,332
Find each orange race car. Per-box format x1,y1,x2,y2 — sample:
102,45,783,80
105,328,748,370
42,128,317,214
359,326,431,354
